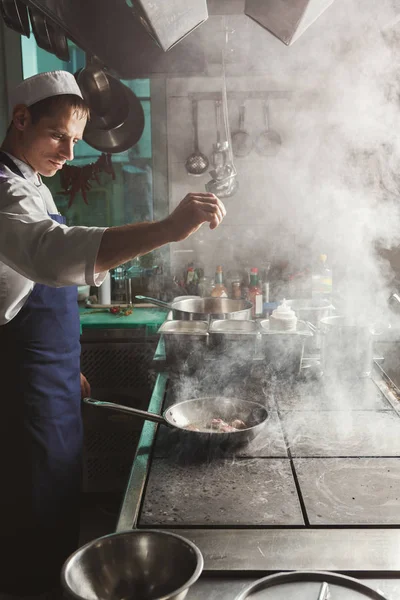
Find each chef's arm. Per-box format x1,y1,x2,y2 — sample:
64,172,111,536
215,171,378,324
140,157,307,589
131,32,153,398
0,189,225,287
95,192,225,273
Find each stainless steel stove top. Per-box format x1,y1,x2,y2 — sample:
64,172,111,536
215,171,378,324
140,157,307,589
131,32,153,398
140,375,400,528
117,346,400,573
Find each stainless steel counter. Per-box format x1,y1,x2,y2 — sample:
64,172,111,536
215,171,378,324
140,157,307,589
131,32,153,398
116,341,400,579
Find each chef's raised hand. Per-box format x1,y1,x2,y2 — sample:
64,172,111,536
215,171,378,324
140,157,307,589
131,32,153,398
95,193,226,273
165,192,226,242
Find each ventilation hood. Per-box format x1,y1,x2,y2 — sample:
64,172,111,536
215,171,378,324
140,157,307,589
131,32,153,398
12,0,209,78
130,0,208,52
1,0,334,77
245,0,334,46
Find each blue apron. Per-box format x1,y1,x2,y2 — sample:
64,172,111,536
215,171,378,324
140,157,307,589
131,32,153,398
0,152,83,595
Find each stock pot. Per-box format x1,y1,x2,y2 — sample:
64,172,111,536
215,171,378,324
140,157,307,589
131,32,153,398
320,316,375,377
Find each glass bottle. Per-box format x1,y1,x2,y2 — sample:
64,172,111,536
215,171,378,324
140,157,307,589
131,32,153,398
248,267,263,317
311,254,333,301
211,265,228,298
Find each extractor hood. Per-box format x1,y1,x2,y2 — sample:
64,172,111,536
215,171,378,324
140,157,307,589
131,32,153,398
1,0,335,77
8,0,209,78
129,0,208,52
245,0,334,45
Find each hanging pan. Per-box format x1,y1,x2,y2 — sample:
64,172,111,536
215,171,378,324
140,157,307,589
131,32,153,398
76,56,112,117
77,70,145,154
28,8,52,53
45,19,70,62
83,396,268,450
0,0,29,36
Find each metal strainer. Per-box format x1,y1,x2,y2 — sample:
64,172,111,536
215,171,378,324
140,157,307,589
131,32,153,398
185,99,209,176
255,100,282,157
232,104,253,157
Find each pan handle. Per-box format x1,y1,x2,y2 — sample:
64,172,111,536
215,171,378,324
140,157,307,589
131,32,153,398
83,397,166,425
135,295,172,310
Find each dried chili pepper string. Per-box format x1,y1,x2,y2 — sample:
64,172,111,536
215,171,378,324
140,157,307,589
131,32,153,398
59,153,116,208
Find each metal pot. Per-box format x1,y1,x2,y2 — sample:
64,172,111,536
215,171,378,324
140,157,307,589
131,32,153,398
83,396,268,450
287,298,334,323
136,295,252,321
319,316,375,378
77,56,112,117
259,319,312,377
157,320,208,372
287,298,335,351
62,529,203,600
208,319,258,359
80,72,145,154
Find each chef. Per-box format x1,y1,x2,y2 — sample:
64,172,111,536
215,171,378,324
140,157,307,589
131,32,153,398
0,70,225,598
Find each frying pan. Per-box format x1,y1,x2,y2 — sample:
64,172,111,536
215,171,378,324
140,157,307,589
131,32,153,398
45,19,70,62
83,396,268,449
29,8,52,53
81,73,145,154
0,0,30,36
136,295,252,321
76,56,112,118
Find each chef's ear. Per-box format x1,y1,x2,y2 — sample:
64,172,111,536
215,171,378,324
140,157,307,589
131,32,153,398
12,105,30,130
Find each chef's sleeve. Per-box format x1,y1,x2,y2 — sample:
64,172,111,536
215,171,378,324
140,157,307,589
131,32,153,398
0,177,108,287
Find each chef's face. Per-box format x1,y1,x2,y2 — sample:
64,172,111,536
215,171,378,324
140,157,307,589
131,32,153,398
13,103,87,177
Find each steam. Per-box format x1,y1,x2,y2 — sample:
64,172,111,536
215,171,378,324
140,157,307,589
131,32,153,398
170,0,400,325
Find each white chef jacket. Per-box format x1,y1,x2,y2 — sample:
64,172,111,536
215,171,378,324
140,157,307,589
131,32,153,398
0,152,107,324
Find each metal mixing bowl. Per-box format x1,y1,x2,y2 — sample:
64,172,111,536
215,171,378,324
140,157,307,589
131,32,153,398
61,530,204,600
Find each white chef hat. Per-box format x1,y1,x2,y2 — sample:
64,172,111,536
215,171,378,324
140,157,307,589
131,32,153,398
10,70,83,110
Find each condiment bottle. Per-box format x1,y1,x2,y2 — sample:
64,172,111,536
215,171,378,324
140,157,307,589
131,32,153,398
231,280,242,300
248,267,263,317
311,253,333,301
211,265,228,298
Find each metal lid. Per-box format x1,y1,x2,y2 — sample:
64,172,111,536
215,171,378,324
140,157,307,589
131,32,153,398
235,570,388,600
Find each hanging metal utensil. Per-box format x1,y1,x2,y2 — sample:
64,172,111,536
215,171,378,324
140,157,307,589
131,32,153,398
77,55,112,117
0,0,29,36
211,99,228,171
81,74,145,154
255,100,282,157
205,165,239,198
185,99,209,176
45,18,70,62
232,103,253,157
28,8,53,53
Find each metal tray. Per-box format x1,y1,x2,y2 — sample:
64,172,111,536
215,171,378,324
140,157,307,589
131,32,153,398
259,319,313,336
157,320,208,335
235,570,388,600
209,319,258,335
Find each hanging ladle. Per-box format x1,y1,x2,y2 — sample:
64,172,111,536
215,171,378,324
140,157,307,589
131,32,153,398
185,99,209,176
211,99,229,172
255,100,282,157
